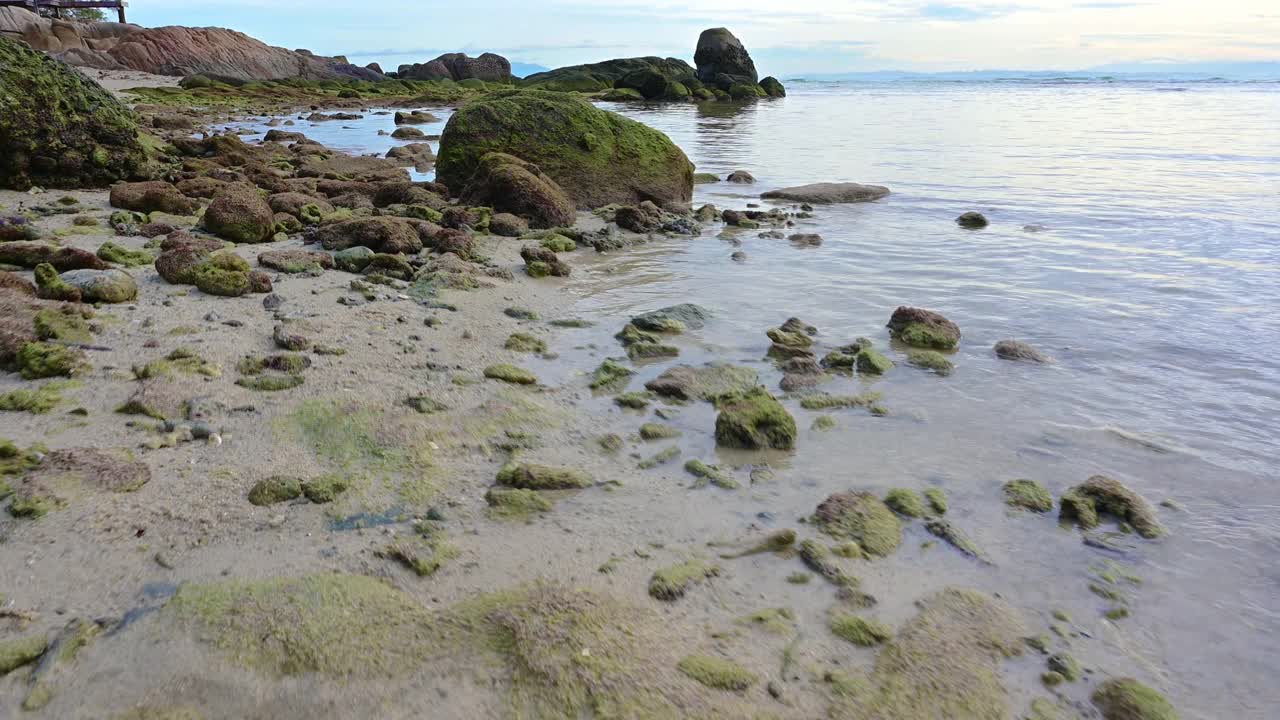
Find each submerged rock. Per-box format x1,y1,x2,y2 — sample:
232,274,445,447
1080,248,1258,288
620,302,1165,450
829,588,1026,719
1092,678,1178,720
1004,479,1053,512
631,304,711,333
1060,475,1165,539
436,90,694,209
887,306,961,350
814,491,902,557
646,363,758,401
994,339,1050,363
761,182,890,205
649,559,719,601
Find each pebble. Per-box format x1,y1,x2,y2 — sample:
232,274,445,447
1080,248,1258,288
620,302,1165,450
263,293,285,310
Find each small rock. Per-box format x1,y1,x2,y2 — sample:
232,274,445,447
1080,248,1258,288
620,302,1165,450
956,211,989,229
263,293,285,310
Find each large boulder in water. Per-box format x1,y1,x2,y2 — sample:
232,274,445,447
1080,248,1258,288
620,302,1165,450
398,52,512,83
522,57,695,93
458,153,575,229
0,36,148,190
695,28,758,89
437,90,694,209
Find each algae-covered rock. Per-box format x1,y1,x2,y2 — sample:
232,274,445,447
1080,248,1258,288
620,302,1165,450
814,491,902,557
18,341,86,379
496,462,592,490
589,358,635,393
887,306,961,350
109,182,198,216
486,487,554,517
504,332,547,354
1060,475,1165,538
683,459,737,489
58,268,139,303
924,488,948,515
98,241,155,267
0,37,148,190
646,363,758,402
1004,479,1053,512
437,90,694,209
994,339,1049,363
830,614,892,646
907,349,955,376
828,588,1026,720
484,364,537,385
203,184,275,243
458,152,575,229
317,216,425,254
0,633,47,674
301,475,349,504
798,539,857,587
649,559,719,601
676,655,756,691
884,488,925,518
631,303,710,333
247,476,303,505
714,387,796,450
1092,678,1178,720
333,245,375,273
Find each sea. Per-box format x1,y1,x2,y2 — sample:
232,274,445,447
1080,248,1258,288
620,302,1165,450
225,79,1280,718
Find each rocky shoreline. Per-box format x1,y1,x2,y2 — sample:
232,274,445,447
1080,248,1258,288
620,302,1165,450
0,18,1185,720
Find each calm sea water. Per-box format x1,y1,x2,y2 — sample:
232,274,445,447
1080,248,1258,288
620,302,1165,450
228,82,1280,717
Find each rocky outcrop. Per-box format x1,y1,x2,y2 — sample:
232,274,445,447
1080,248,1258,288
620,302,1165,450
522,57,695,93
0,36,148,190
398,53,511,83
695,28,757,88
761,183,890,204
0,7,378,81
437,90,694,209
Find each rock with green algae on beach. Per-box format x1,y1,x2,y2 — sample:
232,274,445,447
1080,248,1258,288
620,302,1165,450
57,268,139,304
436,89,694,209
484,363,538,385
203,184,276,244
164,575,758,716
1092,678,1178,720
1060,475,1165,538
496,462,592,490
457,152,576,229
645,363,758,401
884,488,925,518
0,37,149,190
713,387,796,450
814,491,902,557
830,614,893,647
676,655,756,691
1004,478,1054,512
649,559,720,601
827,588,1026,720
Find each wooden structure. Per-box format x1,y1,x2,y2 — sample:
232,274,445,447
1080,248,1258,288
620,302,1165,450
0,0,127,24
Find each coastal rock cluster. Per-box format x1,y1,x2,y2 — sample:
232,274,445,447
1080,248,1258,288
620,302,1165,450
396,52,512,83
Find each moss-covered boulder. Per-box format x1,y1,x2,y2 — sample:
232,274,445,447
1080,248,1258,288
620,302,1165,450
57,268,139,303
203,184,275,243
1060,475,1165,538
814,491,902,557
0,37,148,190
437,90,693,209
458,153,575,229
713,387,796,450
315,217,423,254
1004,479,1053,512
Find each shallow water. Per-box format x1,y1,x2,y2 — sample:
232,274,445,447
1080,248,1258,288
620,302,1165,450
227,83,1280,717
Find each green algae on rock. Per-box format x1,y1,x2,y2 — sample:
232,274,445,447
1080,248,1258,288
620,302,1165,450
814,491,903,557
719,529,796,559
203,184,276,243
830,614,892,646
714,387,796,450
504,332,547,354
484,364,538,385
649,559,720,601
437,90,694,209
676,655,756,691
1092,678,1178,720
0,37,149,190
798,539,858,587
486,487,555,518
884,488,925,518
301,475,350,504
0,632,47,674
18,341,87,379
924,488,949,514
1060,475,1165,538
645,363,758,402
683,459,738,489
0,380,76,414
589,358,635,393
639,423,681,440
1005,478,1054,512
247,476,304,506
906,349,954,376
828,588,1025,720
887,306,961,351
97,241,156,267
496,462,592,490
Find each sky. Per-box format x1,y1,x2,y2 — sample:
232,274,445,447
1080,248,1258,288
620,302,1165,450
126,1,1280,77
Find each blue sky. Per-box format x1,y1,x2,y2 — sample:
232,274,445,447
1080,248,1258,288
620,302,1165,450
127,1,1280,77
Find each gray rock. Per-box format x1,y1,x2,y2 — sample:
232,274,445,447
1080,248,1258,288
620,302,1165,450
761,182,890,204
957,211,989,228
694,27,759,88
59,268,137,303
631,304,711,333
994,339,1049,363
726,170,756,184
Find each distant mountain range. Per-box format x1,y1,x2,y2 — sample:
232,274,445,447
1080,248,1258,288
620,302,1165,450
788,62,1280,83
510,62,550,78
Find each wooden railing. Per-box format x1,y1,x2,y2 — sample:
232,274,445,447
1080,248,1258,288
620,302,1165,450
0,0,128,23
